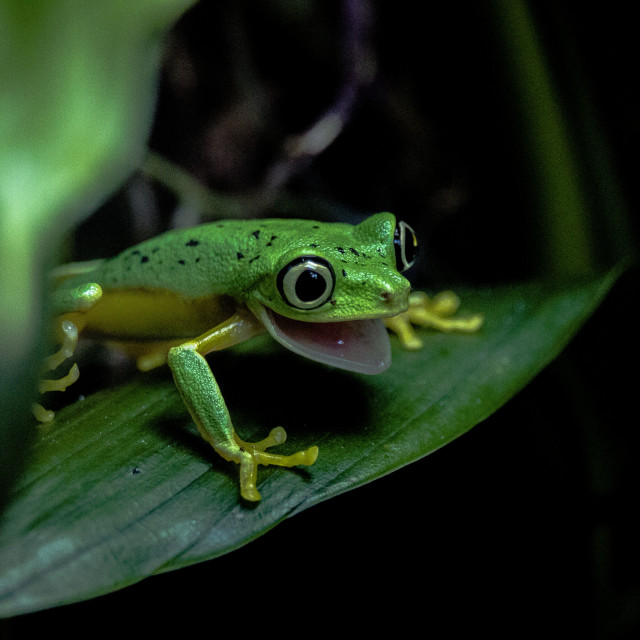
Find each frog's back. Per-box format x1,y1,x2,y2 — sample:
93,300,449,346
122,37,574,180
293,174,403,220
60,221,254,298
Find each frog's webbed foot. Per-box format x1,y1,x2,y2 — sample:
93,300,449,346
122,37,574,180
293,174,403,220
33,320,81,423
222,427,319,502
385,290,484,350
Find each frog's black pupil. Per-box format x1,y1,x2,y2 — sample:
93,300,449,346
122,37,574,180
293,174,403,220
296,270,326,302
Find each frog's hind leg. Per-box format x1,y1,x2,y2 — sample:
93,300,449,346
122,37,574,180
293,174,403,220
34,282,102,423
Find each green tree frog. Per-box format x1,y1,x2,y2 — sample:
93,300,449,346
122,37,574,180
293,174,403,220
37,212,482,501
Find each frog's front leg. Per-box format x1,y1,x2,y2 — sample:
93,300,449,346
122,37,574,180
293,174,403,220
385,290,483,350
167,313,318,502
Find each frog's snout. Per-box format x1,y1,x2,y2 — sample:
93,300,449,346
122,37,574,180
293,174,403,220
379,285,410,313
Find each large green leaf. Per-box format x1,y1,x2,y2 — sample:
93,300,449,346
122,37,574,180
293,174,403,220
0,269,619,616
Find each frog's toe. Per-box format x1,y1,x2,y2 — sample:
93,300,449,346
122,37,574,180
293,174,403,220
252,426,287,451
239,457,262,502
32,403,55,423
251,444,318,468
426,290,461,316
299,445,319,465
241,486,262,502
39,363,79,393
383,313,424,350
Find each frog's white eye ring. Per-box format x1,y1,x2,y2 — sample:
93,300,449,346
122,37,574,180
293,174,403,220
277,256,335,310
394,221,419,273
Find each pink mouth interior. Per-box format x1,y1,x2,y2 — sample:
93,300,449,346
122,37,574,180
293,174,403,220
261,307,391,375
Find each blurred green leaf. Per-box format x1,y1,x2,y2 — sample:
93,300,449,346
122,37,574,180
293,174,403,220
0,0,194,506
490,0,593,277
0,268,620,616
489,0,635,276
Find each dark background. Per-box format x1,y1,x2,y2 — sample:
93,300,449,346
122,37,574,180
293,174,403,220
4,1,638,637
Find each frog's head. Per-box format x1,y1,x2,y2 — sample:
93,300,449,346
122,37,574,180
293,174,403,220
245,212,418,375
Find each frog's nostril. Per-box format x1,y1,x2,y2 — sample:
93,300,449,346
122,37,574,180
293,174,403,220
380,285,410,309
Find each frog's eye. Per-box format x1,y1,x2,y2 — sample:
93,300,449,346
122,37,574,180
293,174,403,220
394,221,418,273
277,256,335,310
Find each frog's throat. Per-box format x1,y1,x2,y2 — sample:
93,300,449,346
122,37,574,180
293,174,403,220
249,303,391,375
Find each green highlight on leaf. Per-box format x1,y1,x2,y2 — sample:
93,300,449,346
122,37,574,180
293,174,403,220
0,267,620,616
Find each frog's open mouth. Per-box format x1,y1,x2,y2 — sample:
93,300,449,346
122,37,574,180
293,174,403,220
253,305,391,375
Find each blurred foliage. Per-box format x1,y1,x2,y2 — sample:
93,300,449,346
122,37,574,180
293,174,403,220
0,0,194,507
1,0,638,637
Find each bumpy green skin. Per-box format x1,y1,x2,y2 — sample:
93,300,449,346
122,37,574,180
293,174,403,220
61,212,410,321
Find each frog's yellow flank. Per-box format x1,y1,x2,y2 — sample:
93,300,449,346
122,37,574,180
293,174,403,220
38,213,482,501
